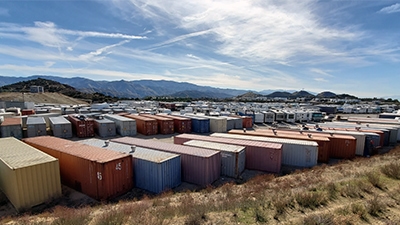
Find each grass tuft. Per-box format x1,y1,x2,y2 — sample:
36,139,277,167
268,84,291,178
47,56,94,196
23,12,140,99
381,162,400,180
295,190,328,210
366,171,385,190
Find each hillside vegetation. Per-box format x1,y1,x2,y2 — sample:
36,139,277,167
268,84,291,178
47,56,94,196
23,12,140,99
1,144,400,224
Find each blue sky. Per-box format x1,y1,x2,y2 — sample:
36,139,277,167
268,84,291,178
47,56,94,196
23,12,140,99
0,0,399,98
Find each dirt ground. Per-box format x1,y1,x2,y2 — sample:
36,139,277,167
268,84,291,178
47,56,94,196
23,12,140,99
0,92,88,105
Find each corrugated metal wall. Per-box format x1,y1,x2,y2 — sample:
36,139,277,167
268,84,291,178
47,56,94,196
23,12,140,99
122,114,158,135
104,114,137,136
140,114,175,134
94,118,116,138
0,117,23,139
158,114,192,133
26,117,47,138
0,137,62,212
49,116,73,138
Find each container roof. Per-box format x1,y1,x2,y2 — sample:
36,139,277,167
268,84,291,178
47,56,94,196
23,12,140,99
1,117,22,126
211,133,319,146
0,137,57,169
184,140,245,152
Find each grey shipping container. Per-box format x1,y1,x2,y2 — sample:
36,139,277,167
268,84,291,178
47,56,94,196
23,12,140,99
29,113,61,128
26,117,47,138
49,116,73,138
1,117,23,139
197,116,227,133
94,118,116,138
111,137,221,186
104,114,137,136
183,140,245,178
174,133,282,173
0,137,62,212
79,139,181,194
210,133,318,168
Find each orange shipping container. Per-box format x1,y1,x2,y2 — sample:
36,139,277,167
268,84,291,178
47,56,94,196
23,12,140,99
140,114,174,134
122,114,158,135
228,129,331,163
23,136,133,200
156,114,192,133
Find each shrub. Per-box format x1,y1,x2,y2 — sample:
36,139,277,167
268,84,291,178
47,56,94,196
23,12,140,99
381,162,400,180
295,191,328,210
366,171,385,190
51,206,91,225
368,195,386,217
303,213,334,225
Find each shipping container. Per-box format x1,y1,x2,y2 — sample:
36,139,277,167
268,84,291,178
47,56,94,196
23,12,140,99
94,117,117,138
220,116,237,131
21,109,35,116
140,114,174,134
49,116,73,138
262,111,275,123
347,117,400,126
23,136,133,200
111,137,220,186
174,133,282,173
197,116,227,133
254,113,265,124
180,115,210,133
104,114,137,136
79,139,181,194
67,114,95,138
0,137,62,212
156,114,192,133
241,116,253,128
29,113,61,128
26,117,47,138
122,114,158,136
0,112,17,118
183,140,246,178
254,129,357,159
0,117,23,139
211,133,319,168
228,129,330,163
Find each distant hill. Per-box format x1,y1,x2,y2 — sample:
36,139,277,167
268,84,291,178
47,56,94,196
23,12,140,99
291,90,314,98
236,91,263,99
316,91,337,98
266,91,293,98
0,78,119,103
169,90,232,99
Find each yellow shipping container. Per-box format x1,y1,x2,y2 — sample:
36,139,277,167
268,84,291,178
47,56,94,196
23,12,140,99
0,137,62,212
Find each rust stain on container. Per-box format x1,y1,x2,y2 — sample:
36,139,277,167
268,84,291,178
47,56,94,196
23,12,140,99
140,114,175,134
122,114,158,135
67,115,95,138
228,129,330,163
23,136,133,200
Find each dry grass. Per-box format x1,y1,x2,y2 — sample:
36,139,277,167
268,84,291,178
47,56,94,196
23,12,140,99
2,145,400,225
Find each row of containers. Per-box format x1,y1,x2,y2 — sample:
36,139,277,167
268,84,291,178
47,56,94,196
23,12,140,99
1,117,398,212
0,112,254,139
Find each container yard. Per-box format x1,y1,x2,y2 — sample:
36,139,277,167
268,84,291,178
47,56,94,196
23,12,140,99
111,137,221,186
23,136,133,200
0,137,62,212
79,139,181,194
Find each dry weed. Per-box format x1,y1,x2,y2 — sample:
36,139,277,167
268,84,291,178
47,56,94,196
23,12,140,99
366,171,385,190
368,195,387,217
381,162,400,180
295,190,328,210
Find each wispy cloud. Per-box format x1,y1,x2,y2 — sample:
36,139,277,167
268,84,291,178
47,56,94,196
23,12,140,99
378,3,400,14
79,40,131,61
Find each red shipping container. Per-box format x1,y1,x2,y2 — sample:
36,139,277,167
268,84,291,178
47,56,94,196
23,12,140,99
23,136,133,200
122,114,158,135
231,116,252,129
21,109,35,116
229,129,331,163
140,114,174,134
67,114,95,138
156,114,192,133
111,137,220,186
174,133,282,173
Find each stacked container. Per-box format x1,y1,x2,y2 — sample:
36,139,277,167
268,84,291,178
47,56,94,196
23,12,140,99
174,133,282,173
0,117,23,139
111,137,221,186
140,114,174,134
104,114,137,136
79,139,181,194
49,116,73,138
68,114,95,138
183,140,245,178
228,129,330,163
23,136,133,200
0,137,62,212
211,133,319,168
122,114,158,136
157,114,192,133
26,117,47,138
94,117,117,138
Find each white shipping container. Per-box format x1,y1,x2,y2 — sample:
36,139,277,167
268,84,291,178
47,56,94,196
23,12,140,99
211,133,318,168
26,117,47,137
254,113,264,124
94,118,116,138
183,140,245,178
49,116,73,138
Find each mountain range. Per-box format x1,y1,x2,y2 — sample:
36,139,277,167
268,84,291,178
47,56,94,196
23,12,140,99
0,75,357,99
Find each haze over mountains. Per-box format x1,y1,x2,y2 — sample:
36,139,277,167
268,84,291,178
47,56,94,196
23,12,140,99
0,75,357,99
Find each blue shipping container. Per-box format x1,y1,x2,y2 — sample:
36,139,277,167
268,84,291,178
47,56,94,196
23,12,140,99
181,115,210,133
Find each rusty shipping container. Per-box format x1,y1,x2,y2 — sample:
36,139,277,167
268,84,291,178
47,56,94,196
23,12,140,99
23,136,133,200
26,117,47,138
0,137,62,212
255,129,357,159
21,109,35,116
239,116,253,128
0,117,23,139
228,129,330,163
122,114,158,135
67,114,95,138
157,114,192,133
183,140,246,178
174,133,282,173
111,137,220,186
140,114,174,134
